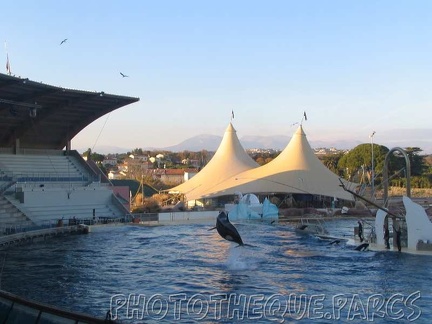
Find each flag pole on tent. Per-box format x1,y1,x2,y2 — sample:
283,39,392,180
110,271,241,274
301,111,307,125
4,41,11,75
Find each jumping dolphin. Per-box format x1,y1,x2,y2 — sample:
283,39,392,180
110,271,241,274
209,211,245,246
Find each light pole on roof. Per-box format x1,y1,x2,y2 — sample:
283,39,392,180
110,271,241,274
369,131,376,196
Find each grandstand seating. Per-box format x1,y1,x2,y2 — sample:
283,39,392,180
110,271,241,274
0,150,128,231
0,153,90,182
0,196,34,234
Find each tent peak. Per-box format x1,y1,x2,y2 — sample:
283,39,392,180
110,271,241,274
295,124,306,136
226,122,236,133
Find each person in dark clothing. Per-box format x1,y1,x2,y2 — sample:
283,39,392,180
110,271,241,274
393,223,402,252
358,221,364,242
383,224,390,249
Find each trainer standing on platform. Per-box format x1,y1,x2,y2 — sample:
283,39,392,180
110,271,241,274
358,221,364,242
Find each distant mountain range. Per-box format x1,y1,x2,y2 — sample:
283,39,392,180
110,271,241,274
163,134,293,151
78,127,432,156
84,134,363,154
163,134,363,152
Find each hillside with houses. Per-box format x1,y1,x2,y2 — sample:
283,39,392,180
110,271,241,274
84,145,431,195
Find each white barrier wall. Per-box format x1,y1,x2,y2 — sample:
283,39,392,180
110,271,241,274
22,187,111,206
404,196,432,250
17,187,119,224
158,211,218,225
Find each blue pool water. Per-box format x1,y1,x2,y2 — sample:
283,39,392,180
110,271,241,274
1,219,431,323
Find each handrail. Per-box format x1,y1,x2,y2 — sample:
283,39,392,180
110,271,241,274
1,170,89,184
67,150,99,182
383,147,411,205
0,289,115,323
339,179,403,219
110,193,130,216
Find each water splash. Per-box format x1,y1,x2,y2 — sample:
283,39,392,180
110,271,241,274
225,245,257,271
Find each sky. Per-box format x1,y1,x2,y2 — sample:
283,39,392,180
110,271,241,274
2,1,432,154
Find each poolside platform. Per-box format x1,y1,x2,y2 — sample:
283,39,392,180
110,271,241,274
0,225,90,248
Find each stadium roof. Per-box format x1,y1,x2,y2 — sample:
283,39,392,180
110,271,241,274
0,73,139,150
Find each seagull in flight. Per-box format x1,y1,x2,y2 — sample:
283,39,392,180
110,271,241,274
120,72,129,78
60,38,68,45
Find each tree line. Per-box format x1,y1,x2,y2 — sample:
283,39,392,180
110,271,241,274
319,145,432,189
83,144,432,189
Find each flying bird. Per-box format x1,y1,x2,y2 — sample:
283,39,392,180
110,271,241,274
120,72,129,78
60,39,68,45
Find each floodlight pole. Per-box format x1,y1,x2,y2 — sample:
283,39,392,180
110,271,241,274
370,131,376,196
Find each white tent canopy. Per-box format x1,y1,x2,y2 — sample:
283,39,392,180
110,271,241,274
201,125,354,201
169,122,259,201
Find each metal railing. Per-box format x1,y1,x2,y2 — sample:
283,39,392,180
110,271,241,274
0,289,115,323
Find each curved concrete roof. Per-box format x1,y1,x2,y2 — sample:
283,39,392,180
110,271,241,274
0,73,139,149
